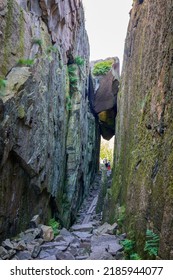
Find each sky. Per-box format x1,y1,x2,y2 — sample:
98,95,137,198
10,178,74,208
82,0,133,68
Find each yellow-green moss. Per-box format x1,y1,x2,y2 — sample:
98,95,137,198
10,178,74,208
18,106,25,119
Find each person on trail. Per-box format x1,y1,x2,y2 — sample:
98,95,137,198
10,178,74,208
107,161,111,177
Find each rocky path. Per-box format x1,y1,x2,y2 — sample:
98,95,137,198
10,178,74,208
0,174,124,260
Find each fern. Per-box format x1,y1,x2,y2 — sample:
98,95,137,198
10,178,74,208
120,239,135,254
48,218,60,236
144,229,159,257
68,65,78,93
74,56,85,66
130,253,141,260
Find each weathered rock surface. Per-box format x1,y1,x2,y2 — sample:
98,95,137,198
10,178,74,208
110,0,173,259
91,57,120,140
0,0,99,240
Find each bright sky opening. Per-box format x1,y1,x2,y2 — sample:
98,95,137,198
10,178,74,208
82,0,133,68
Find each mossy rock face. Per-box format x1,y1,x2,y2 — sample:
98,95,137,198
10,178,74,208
110,0,173,259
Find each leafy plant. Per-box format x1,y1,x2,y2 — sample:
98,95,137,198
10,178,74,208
48,218,60,236
32,38,42,46
120,238,142,260
46,45,58,54
130,253,142,260
68,65,78,93
144,229,160,257
0,78,7,96
74,56,85,66
66,96,72,110
92,59,113,76
120,239,135,255
17,58,34,66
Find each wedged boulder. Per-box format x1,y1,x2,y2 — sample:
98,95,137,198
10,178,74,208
92,57,120,140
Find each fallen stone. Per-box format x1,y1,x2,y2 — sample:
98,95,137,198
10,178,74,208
70,223,93,233
90,235,122,258
8,249,16,259
29,215,41,228
75,255,88,260
72,231,92,241
87,250,113,260
94,222,118,235
41,225,54,241
20,232,35,243
15,240,26,251
38,248,58,259
2,239,14,250
42,255,57,260
31,245,41,258
31,238,44,245
59,228,75,244
107,242,123,256
40,241,68,251
0,246,8,260
16,250,32,260
56,251,75,260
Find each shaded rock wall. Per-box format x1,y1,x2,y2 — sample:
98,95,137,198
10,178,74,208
110,0,173,259
0,0,99,240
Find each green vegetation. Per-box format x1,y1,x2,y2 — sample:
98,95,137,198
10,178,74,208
100,140,113,165
120,239,141,260
17,58,34,66
18,106,25,119
46,45,58,54
32,38,42,46
0,78,7,96
74,56,85,66
48,218,60,236
68,65,78,94
117,205,126,229
66,96,72,111
144,229,160,257
93,60,113,76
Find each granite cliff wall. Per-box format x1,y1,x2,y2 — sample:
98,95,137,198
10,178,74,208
0,0,99,240
110,0,173,259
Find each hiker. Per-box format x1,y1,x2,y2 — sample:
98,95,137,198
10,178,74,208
107,161,111,177
105,158,108,169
